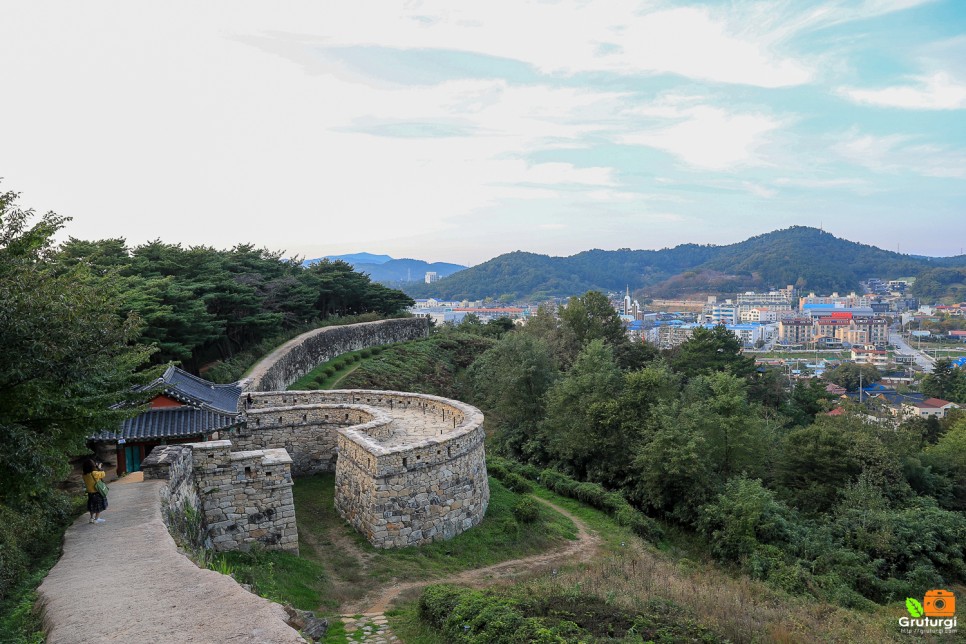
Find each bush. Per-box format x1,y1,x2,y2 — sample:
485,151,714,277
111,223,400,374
504,473,533,495
538,468,663,542
513,498,539,523
0,489,77,603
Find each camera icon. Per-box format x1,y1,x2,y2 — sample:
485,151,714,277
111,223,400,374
924,589,955,618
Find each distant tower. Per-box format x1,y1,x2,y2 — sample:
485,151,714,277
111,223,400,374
623,286,632,316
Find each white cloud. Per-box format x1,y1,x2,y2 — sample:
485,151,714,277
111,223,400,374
839,71,966,109
233,2,818,88
622,105,787,171
834,130,966,178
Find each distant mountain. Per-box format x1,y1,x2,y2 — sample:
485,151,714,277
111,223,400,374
355,258,467,283
302,253,466,283
303,252,393,266
401,226,966,301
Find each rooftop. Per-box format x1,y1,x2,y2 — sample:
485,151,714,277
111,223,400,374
140,365,242,413
90,407,240,442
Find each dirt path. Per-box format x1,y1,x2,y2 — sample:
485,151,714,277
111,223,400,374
38,480,304,644
327,363,361,389
343,496,601,616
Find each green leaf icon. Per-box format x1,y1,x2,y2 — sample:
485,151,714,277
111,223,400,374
906,598,924,618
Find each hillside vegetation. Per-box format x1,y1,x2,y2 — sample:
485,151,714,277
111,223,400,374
346,299,965,640
404,226,966,301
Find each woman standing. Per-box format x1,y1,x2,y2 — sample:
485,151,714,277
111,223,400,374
82,459,108,524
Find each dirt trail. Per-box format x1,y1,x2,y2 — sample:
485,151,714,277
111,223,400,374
343,496,601,616
38,480,304,644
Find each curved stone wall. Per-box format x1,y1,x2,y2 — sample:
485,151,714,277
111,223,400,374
244,318,429,392
242,389,489,548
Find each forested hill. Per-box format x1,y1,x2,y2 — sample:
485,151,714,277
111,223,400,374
403,226,966,301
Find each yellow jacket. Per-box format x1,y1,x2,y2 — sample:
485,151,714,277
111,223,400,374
83,470,105,493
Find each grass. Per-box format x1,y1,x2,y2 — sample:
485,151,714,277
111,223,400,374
522,487,900,644
216,472,577,617
0,552,61,644
292,473,577,612
383,605,449,644
386,484,902,643
288,347,385,391
212,549,328,611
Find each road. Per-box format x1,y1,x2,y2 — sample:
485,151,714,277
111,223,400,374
890,331,934,373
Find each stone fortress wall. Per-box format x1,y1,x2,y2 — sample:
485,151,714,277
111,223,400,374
245,317,429,392
143,440,299,554
244,390,489,548
144,319,488,552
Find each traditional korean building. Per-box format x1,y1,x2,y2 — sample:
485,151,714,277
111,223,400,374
89,366,242,475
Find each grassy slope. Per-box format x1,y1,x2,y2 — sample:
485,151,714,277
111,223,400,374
389,485,903,644
217,474,576,614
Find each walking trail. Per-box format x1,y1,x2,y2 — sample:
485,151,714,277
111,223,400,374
339,497,601,643
37,476,304,644
38,478,599,643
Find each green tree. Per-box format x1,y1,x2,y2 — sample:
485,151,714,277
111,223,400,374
699,476,797,563
558,291,625,349
923,417,966,510
786,378,833,426
470,333,558,460
824,363,882,392
670,325,755,380
921,359,964,402
521,302,577,368
540,340,624,481
0,191,155,503
632,372,770,524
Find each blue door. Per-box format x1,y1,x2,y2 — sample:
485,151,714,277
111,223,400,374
125,445,142,472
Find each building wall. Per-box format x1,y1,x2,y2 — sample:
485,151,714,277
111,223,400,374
244,318,429,393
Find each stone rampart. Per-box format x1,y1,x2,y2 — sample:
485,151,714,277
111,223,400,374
241,389,489,548
335,423,488,548
245,318,429,392
231,404,392,476
143,440,299,554
142,444,204,547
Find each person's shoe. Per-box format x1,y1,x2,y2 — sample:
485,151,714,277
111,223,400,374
89,519,95,524
94,518,106,523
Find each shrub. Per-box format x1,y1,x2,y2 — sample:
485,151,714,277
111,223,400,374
504,473,533,495
513,498,540,523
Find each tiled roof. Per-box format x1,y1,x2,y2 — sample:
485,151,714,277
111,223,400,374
923,398,957,408
89,407,240,442
139,366,241,413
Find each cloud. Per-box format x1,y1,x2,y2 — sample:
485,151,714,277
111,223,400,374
834,130,966,178
839,71,966,109
237,2,819,88
622,104,787,171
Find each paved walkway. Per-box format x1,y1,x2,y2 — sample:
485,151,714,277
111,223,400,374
38,479,305,644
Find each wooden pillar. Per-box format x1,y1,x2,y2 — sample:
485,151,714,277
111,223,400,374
116,444,126,477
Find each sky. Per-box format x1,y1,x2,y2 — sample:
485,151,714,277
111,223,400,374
1,1,965,266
